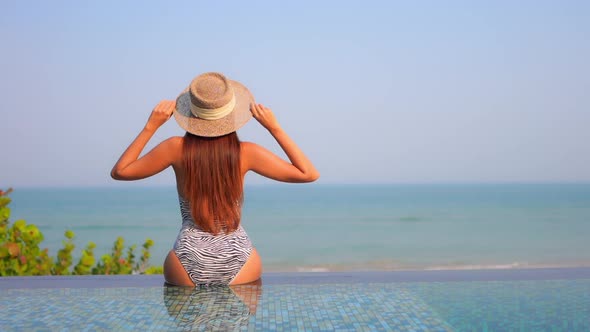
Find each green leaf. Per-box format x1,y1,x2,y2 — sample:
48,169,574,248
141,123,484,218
13,219,26,230
0,246,9,258
81,255,95,266
0,207,10,221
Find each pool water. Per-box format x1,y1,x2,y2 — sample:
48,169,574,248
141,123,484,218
1,270,589,331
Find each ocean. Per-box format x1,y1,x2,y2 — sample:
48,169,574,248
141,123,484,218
7,184,590,272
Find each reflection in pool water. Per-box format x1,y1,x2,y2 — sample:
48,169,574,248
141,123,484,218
162,281,262,330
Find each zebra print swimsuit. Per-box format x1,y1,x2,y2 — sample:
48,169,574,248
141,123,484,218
173,196,253,285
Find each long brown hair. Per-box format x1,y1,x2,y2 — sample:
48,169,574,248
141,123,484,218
182,132,243,234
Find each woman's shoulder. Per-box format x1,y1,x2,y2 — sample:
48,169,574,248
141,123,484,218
239,141,259,171
240,141,265,157
162,136,184,148
240,141,255,149
167,136,185,143
160,136,184,163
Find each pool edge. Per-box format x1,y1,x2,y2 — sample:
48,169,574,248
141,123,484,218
2,266,590,289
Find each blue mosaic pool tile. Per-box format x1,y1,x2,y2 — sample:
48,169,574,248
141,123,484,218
406,279,590,331
1,279,589,331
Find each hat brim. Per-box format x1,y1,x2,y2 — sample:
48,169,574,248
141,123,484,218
174,80,254,137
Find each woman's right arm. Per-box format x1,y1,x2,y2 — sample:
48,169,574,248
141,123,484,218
244,103,320,183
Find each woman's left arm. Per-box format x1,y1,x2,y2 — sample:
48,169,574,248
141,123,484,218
111,100,180,181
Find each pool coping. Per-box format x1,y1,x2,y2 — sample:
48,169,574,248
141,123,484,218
2,266,590,289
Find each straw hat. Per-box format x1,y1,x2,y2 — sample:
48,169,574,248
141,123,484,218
174,72,254,137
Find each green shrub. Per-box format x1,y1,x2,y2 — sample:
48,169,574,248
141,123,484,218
0,188,163,276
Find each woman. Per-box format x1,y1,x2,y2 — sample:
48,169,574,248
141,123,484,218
111,72,319,286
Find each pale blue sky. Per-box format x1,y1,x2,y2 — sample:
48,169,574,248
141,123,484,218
1,0,589,187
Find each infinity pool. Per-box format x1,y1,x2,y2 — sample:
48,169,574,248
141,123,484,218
1,268,589,331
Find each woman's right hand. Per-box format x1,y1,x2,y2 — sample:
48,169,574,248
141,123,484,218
111,99,180,181
250,103,281,132
145,100,175,131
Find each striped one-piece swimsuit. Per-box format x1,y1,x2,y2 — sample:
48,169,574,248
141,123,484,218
173,196,253,285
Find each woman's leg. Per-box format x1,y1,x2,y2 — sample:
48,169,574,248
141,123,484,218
230,248,262,285
164,250,195,286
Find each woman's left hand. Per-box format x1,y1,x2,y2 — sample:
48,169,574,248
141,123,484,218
146,100,175,131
